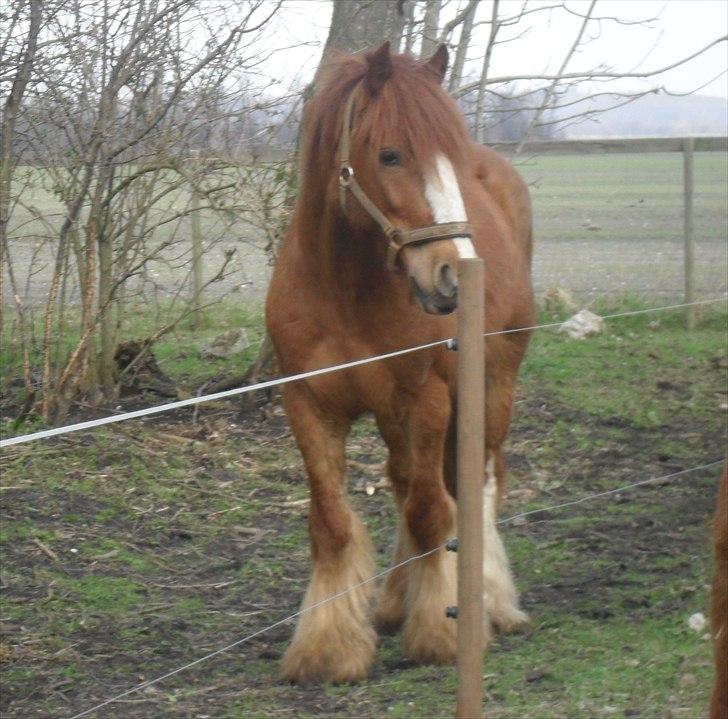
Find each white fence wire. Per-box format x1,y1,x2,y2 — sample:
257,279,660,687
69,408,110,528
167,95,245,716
1,297,724,449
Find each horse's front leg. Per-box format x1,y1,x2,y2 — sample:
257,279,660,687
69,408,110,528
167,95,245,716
372,417,411,635
280,384,376,684
400,379,460,664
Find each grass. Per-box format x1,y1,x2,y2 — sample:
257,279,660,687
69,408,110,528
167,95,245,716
1,298,725,718
518,152,728,243
0,298,267,426
522,303,726,429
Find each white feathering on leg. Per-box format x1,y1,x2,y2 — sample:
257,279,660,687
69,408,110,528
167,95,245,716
482,453,530,632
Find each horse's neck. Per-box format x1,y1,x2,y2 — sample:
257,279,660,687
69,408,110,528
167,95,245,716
297,200,393,303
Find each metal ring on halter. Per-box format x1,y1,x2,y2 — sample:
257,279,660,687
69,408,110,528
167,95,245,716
339,165,354,187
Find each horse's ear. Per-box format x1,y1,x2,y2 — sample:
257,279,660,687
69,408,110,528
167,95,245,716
423,43,448,84
364,41,392,95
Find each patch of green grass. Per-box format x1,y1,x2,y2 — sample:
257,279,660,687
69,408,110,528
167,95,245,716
520,152,727,244
521,304,726,429
0,299,266,422
486,614,713,718
63,575,143,614
82,538,153,571
145,303,266,386
175,596,204,613
0,520,38,543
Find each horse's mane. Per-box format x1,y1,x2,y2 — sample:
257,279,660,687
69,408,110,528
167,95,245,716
298,49,471,216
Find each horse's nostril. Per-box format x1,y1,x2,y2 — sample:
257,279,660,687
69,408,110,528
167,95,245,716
435,263,458,298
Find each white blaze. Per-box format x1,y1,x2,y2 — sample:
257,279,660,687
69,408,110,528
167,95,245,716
424,155,476,259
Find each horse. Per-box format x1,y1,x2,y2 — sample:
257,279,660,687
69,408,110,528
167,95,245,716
710,461,728,719
265,41,535,684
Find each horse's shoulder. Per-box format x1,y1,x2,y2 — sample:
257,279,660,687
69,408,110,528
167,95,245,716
469,143,527,196
467,142,533,265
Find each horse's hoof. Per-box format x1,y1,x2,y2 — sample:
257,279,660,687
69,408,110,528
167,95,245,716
403,617,457,665
281,649,373,685
491,607,531,635
281,629,375,685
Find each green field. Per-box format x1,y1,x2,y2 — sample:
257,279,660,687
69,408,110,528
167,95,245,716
521,152,728,243
9,153,727,243
5,151,727,309
520,152,728,300
1,300,726,718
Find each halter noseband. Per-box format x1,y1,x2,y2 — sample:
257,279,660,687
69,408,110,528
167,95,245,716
338,87,473,272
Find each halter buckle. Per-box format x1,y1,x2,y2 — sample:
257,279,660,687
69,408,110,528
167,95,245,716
386,233,403,273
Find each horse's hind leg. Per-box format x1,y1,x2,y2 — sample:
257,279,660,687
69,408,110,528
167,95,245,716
442,358,529,636
481,342,530,634
482,447,529,633
280,385,376,684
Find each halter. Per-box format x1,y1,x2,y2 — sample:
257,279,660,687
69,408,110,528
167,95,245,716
338,87,473,272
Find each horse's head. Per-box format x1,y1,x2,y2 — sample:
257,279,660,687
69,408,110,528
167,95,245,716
309,42,476,315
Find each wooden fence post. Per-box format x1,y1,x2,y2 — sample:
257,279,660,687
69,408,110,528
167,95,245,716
456,257,485,719
683,137,695,329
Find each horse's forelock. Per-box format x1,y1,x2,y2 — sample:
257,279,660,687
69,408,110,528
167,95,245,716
301,51,469,203
359,58,469,170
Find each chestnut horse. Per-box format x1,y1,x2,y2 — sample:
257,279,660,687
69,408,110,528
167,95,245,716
710,462,728,719
266,41,534,684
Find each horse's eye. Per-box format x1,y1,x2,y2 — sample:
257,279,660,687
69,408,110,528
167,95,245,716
379,148,403,167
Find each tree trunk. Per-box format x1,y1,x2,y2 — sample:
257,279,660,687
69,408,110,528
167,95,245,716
403,0,416,54
0,0,42,336
388,0,410,52
97,231,116,400
191,189,204,330
325,0,399,53
475,0,500,144
448,0,477,92
420,0,442,58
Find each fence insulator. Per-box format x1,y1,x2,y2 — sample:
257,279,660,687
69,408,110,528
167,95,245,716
445,538,459,552
446,605,459,619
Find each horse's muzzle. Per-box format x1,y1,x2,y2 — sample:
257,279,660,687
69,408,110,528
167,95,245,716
409,276,458,315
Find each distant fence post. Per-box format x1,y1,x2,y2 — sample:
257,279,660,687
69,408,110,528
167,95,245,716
682,137,695,329
456,258,485,719
191,188,204,330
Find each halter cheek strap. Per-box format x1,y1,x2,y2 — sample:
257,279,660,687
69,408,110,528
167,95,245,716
338,88,473,272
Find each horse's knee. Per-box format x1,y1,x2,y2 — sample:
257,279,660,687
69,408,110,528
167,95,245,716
404,487,455,551
308,499,354,559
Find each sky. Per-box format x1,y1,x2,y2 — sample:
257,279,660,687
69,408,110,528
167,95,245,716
266,0,728,100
